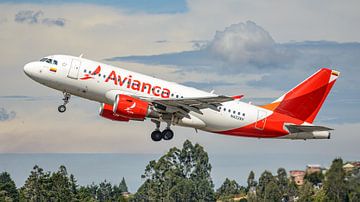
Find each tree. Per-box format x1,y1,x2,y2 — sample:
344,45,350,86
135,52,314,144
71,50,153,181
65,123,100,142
216,178,240,200
323,158,347,201
49,165,73,201
276,168,289,198
20,165,49,201
77,183,98,201
304,171,324,186
247,171,257,192
70,174,78,200
97,180,113,202
0,172,19,202
347,166,360,202
264,181,281,202
119,177,128,193
256,170,274,199
133,140,215,201
298,180,314,202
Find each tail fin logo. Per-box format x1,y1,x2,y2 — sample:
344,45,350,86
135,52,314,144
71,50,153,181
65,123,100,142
80,65,101,80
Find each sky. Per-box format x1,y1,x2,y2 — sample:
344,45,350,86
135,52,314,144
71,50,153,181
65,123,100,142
0,0,360,189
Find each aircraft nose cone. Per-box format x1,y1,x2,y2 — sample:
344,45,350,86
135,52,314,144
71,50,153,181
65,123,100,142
23,62,33,77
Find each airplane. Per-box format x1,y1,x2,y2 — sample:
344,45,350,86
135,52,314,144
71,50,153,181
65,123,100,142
23,55,340,141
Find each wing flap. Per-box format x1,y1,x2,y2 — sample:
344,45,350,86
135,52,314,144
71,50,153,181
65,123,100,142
285,124,333,133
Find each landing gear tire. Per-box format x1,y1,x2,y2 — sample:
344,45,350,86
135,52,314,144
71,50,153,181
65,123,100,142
151,130,162,142
162,129,174,140
58,105,66,113
58,92,71,113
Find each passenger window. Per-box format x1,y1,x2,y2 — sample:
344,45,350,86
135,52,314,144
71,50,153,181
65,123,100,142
243,113,245,116
233,111,236,114
238,112,241,115
176,95,179,98
223,108,226,111
228,109,231,113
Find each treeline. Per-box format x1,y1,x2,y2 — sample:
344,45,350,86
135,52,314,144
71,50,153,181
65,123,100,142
0,165,129,202
1,140,360,202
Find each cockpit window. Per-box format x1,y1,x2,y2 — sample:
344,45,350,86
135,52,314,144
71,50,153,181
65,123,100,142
40,58,58,65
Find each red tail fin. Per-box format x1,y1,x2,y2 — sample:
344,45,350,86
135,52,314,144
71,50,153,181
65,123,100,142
262,68,340,123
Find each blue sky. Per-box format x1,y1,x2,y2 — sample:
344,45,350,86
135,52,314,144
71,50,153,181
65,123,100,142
1,0,188,13
0,0,360,190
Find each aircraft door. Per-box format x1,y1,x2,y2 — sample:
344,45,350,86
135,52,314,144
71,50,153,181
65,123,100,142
255,110,267,130
67,59,81,79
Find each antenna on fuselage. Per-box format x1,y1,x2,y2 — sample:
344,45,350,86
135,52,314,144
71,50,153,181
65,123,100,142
210,90,215,94
79,53,83,58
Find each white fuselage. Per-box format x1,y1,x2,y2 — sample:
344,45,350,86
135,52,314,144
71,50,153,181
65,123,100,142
24,55,262,132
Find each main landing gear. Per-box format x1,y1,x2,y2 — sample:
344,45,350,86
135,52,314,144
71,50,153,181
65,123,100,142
58,92,71,113
151,120,174,142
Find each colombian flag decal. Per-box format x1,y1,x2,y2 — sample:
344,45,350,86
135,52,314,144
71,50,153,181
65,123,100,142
50,67,57,72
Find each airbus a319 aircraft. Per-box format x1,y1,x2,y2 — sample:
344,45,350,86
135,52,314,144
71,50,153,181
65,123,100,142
24,55,339,141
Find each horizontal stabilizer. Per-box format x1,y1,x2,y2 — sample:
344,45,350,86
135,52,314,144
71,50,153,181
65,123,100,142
285,124,333,133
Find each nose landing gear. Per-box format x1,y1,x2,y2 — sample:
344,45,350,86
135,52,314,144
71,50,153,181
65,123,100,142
151,120,174,141
58,92,71,113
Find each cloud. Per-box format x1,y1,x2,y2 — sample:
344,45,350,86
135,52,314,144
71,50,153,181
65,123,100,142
14,10,65,27
154,40,168,43
0,107,16,121
207,21,289,67
42,17,65,27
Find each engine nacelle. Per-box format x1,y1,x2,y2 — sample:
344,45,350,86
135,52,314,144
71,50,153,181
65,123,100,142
99,103,130,122
113,94,159,120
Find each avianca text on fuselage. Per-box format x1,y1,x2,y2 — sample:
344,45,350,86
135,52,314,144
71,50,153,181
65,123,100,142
23,54,340,142
105,69,171,98
82,65,171,99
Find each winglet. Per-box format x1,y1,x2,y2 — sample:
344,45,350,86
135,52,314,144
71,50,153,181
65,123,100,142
232,95,244,100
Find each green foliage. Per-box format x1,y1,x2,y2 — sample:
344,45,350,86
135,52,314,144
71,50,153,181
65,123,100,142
1,143,359,202
347,166,360,202
313,189,326,202
304,171,324,185
323,158,347,201
247,170,256,191
216,178,240,201
0,172,19,202
133,139,215,201
276,168,289,198
256,170,274,200
118,177,128,193
298,180,314,202
263,181,281,202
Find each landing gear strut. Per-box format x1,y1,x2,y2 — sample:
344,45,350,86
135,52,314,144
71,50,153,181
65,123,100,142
151,120,174,141
58,92,71,113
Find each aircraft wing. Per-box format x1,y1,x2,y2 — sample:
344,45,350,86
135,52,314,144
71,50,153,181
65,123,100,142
148,95,234,117
285,125,333,133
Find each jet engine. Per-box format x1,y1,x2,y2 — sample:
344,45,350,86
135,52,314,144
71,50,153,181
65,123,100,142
113,94,159,120
99,103,130,121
